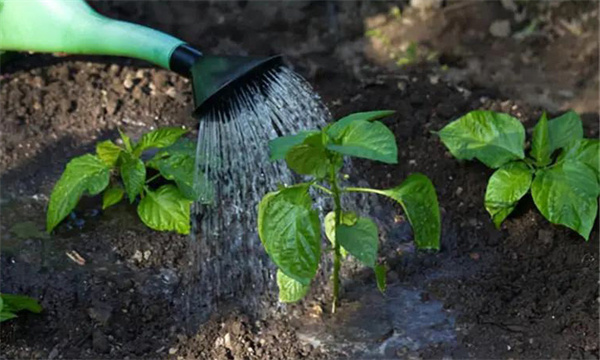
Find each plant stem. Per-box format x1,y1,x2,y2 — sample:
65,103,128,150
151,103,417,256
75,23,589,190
522,158,537,170
344,186,385,196
330,167,342,314
145,173,161,184
312,183,333,195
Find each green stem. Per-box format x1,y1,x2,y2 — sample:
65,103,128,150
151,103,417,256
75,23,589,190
522,158,537,171
344,187,385,196
330,167,342,314
145,174,161,184
312,183,333,195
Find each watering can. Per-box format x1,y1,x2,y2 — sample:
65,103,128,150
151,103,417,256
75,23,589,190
0,0,282,116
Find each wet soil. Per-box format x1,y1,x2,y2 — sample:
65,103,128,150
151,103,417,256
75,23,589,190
1,1,598,359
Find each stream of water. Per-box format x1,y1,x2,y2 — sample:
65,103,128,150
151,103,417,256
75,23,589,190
186,66,331,324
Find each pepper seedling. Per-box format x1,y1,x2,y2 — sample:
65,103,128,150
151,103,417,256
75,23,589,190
47,127,212,234
258,111,441,312
437,110,599,240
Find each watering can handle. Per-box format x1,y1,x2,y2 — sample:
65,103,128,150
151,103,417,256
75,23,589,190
0,0,192,70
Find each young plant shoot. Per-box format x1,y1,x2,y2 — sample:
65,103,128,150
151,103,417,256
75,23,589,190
259,111,441,312
47,127,212,234
0,293,42,322
437,110,599,240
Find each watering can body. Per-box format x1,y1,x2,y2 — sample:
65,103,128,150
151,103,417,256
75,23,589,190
0,0,282,116
0,0,184,69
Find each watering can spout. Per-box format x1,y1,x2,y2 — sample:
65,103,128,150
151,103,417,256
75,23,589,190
179,50,283,117
0,0,283,117
169,45,283,117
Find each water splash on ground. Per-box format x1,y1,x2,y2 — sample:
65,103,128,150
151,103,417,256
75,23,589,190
295,284,456,358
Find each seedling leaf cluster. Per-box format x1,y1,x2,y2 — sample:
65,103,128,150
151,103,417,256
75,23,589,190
0,293,42,322
259,111,441,311
437,110,599,240
47,127,207,234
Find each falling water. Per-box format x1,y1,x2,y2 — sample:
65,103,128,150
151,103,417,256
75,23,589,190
185,66,331,324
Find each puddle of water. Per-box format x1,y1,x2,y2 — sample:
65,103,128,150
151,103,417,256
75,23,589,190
296,284,456,358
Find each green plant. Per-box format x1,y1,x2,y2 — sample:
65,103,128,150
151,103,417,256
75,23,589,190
47,127,209,234
258,111,441,312
0,293,42,322
437,110,599,240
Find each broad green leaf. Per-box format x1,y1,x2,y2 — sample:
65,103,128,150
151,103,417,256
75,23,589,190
530,113,551,167
149,143,214,203
337,217,379,267
324,211,357,258
172,164,212,203
556,139,599,180
269,131,320,161
134,127,188,156
548,111,583,152
1,294,42,314
118,128,133,152
437,110,525,168
0,296,12,322
367,173,441,250
147,138,196,168
102,186,124,209
156,155,201,201
327,120,398,164
137,185,192,234
257,184,321,285
531,161,599,240
375,264,386,293
277,269,310,303
96,140,122,167
47,154,110,232
285,133,331,178
120,155,146,202
0,312,17,322
485,162,533,228
327,110,395,140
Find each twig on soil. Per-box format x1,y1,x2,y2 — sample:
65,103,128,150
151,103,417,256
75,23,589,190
66,250,86,266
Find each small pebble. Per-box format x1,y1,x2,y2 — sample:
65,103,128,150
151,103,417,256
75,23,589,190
165,87,177,98
490,20,511,38
132,250,143,262
123,75,134,89
214,337,223,348
223,333,232,349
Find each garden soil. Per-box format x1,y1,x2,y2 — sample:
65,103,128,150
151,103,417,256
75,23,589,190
1,1,598,359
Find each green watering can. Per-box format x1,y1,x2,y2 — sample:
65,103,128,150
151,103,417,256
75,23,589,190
0,0,282,116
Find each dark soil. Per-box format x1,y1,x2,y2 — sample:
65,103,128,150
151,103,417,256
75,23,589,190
1,1,598,359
